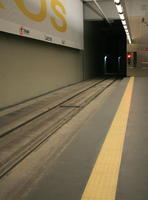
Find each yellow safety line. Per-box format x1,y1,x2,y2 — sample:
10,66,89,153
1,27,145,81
81,77,135,200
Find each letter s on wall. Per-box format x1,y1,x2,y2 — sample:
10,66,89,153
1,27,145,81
0,2,4,8
14,0,47,21
50,0,67,32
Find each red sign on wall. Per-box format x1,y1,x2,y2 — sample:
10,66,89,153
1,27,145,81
144,48,148,51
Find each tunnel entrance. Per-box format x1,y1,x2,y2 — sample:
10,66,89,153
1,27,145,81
83,20,127,79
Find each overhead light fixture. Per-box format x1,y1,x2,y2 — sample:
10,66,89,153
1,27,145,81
119,13,125,20
126,32,131,43
114,0,132,44
114,0,120,4
127,34,132,44
126,33,130,36
116,4,123,13
128,38,132,44
123,25,128,29
122,20,126,25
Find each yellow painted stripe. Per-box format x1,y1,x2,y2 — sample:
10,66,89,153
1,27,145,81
81,77,134,200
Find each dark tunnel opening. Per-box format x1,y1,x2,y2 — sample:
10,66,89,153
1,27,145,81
83,20,127,79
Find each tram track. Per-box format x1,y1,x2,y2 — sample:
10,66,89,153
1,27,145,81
0,78,105,137
0,78,116,179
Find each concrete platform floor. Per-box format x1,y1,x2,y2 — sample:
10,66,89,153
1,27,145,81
0,67,148,200
127,66,148,77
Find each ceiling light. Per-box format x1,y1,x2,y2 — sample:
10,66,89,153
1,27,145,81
123,25,128,29
122,20,126,25
119,13,125,20
126,33,130,36
126,34,132,43
116,4,123,13
128,39,132,44
114,0,120,4
114,0,132,44
127,35,132,44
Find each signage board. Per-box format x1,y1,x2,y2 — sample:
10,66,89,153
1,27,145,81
0,0,84,49
144,48,148,51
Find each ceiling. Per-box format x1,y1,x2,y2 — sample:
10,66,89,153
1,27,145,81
83,0,148,64
125,0,148,45
84,0,148,45
84,0,119,21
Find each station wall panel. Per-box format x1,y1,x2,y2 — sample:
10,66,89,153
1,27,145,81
0,32,83,109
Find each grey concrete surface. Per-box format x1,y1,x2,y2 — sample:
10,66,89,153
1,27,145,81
116,77,148,200
0,79,120,200
127,66,148,77
21,78,128,200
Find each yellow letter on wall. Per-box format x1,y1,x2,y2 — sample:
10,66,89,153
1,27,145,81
0,2,4,8
50,0,67,32
14,0,46,21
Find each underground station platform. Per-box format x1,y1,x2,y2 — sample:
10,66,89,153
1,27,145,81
0,68,148,200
